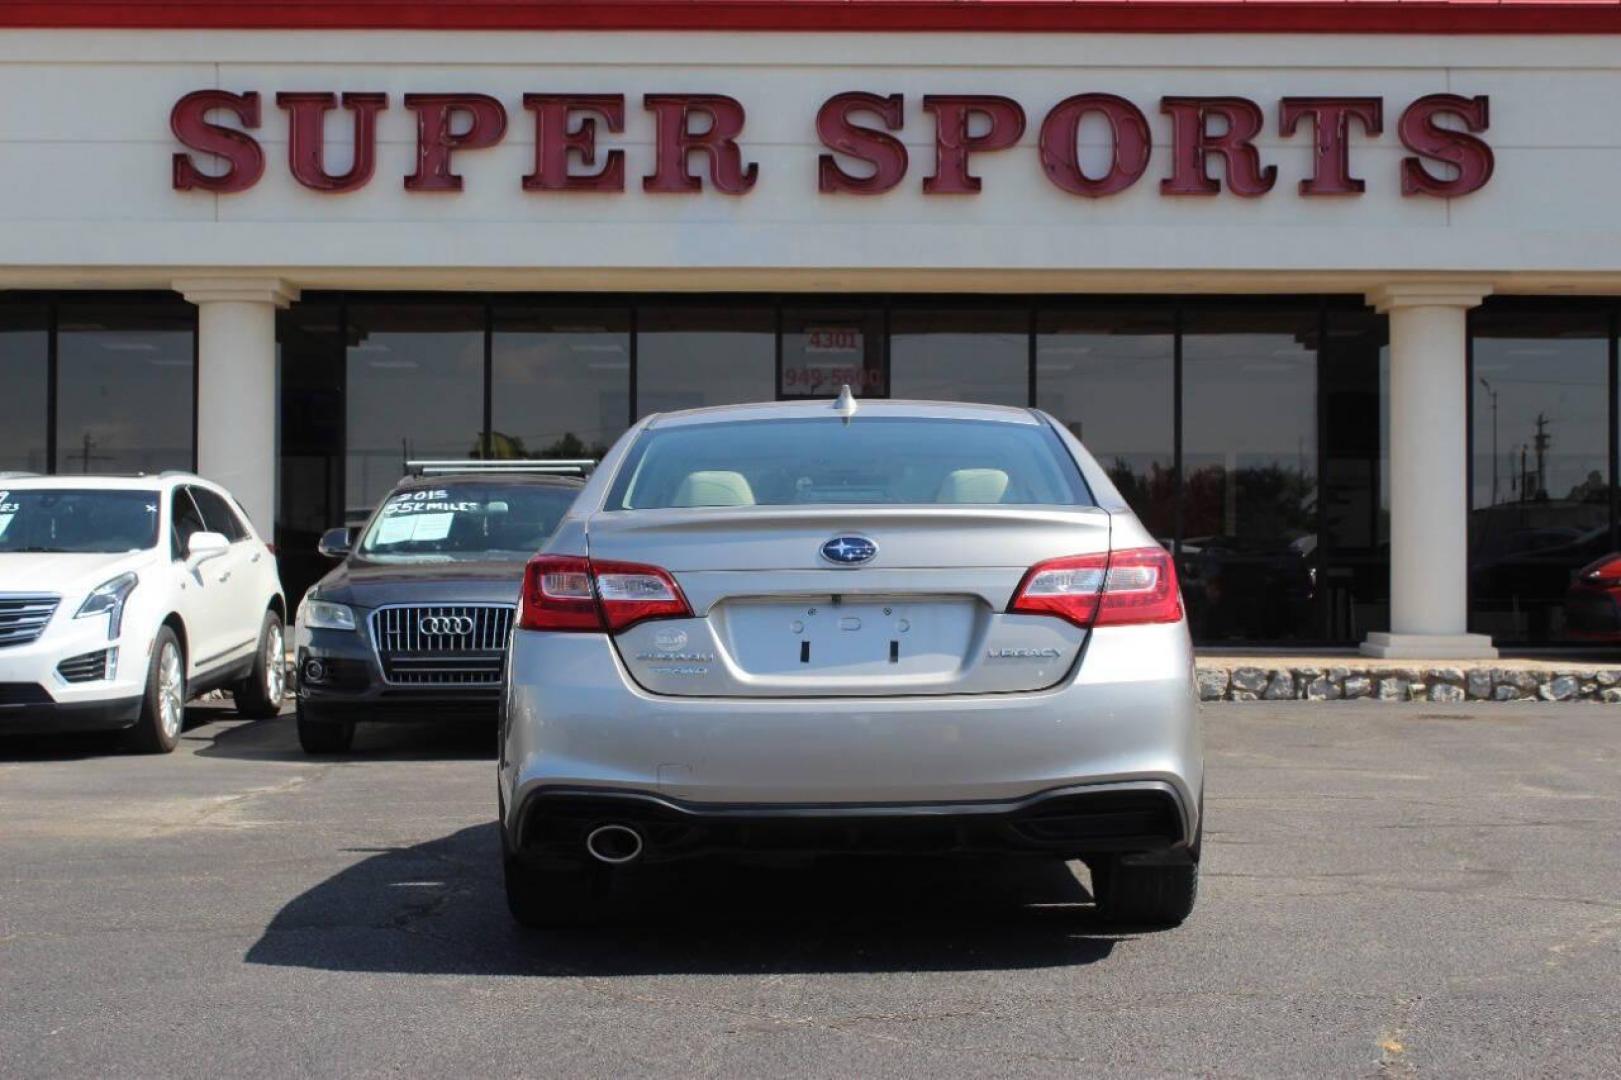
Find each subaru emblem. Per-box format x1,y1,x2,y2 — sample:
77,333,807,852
820,536,877,566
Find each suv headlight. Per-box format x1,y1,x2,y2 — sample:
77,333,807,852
299,597,357,632
75,571,139,640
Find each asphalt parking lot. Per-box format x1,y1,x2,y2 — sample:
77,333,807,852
2,703,1618,1079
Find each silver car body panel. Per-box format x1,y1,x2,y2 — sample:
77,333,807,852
500,399,1202,847
501,621,1200,831
590,504,1111,697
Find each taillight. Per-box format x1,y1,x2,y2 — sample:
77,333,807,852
517,555,692,633
1579,555,1621,586
1009,546,1182,628
519,555,601,631
1007,553,1109,627
592,560,691,631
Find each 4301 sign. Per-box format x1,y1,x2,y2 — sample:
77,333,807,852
782,326,884,397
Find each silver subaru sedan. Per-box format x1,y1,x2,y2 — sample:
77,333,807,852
499,394,1202,928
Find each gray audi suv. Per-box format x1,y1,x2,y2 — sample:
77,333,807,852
294,469,583,753
499,395,1202,927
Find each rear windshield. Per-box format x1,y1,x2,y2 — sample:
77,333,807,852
607,417,1091,510
358,483,578,561
0,488,160,553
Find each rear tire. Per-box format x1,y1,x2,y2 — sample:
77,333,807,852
1092,857,1198,928
296,702,354,755
233,609,287,720
127,627,185,754
503,856,609,929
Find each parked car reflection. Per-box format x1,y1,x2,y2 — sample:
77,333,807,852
1470,522,1613,643
1178,534,1316,642
1563,551,1621,642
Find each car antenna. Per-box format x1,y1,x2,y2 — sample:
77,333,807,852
833,384,858,423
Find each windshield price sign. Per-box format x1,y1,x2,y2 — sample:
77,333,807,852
382,489,479,515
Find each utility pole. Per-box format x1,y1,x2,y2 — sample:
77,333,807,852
1533,412,1550,500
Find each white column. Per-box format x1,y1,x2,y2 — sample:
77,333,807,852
174,277,299,538
1362,282,1497,660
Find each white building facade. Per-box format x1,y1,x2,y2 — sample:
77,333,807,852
5,1,1621,654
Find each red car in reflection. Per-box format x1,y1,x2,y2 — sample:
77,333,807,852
1564,554,1621,641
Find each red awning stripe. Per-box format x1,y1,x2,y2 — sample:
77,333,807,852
3,2,1620,35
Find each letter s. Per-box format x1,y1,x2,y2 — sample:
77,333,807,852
171,90,264,193
817,92,908,195
1399,94,1493,198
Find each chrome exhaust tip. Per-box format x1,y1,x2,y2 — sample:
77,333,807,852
584,823,644,865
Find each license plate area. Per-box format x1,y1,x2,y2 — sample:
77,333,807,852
716,594,982,679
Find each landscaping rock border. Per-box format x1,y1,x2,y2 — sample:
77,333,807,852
1196,665,1621,703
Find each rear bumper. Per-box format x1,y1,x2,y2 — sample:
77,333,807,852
0,695,142,735
512,780,1195,864
500,622,1203,845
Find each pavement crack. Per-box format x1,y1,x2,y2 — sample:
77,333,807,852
1544,910,1621,969
153,767,333,834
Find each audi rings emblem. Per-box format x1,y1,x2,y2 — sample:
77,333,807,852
419,615,475,636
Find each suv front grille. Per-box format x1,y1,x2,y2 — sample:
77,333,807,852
370,604,514,686
0,595,60,649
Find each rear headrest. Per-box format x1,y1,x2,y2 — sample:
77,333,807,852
672,470,756,507
936,468,1010,504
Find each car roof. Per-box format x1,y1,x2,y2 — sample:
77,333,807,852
0,473,190,491
642,398,1041,430
389,473,587,493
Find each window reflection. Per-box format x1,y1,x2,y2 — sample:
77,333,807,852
1036,306,1174,541
1469,304,1611,644
637,306,774,416
0,302,48,472
491,307,630,461
56,299,194,475
346,304,483,516
1181,307,1319,641
890,308,1027,406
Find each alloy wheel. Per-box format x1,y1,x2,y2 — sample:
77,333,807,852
265,623,286,702
158,642,184,739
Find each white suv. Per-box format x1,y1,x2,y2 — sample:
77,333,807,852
0,474,287,752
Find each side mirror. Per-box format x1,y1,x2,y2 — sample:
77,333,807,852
318,527,353,559
187,530,230,562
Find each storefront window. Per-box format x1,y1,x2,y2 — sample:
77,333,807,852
781,307,885,398
1181,306,1320,641
0,301,48,473
56,298,194,475
890,308,1028,406
637,306,775,416
491,306,630,461
1469,303,1612,644
277,300,345,606
1319,307,1390,640
1035,305,1175,541
346,303,484,515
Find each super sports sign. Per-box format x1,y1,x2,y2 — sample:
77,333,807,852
169,90,1494,201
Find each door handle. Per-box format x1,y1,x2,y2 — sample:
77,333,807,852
250,552,261,564
218,571,232,583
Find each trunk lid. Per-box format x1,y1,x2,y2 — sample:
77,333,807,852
589,506,1110,697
